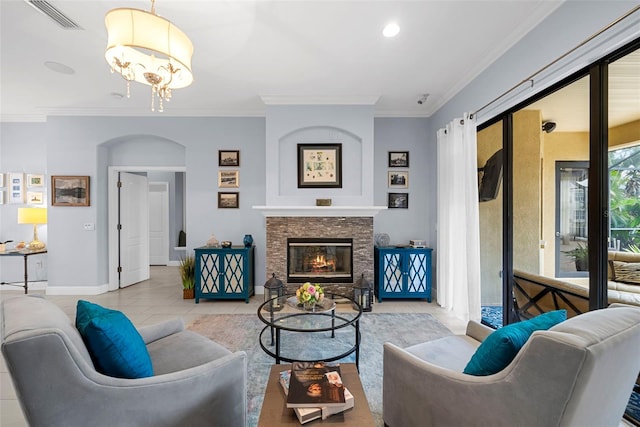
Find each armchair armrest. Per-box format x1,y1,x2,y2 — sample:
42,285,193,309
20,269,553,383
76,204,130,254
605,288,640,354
465,320,493,342
137,318,184,344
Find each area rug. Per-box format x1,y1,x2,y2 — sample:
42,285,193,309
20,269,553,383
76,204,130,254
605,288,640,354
187,313,453,426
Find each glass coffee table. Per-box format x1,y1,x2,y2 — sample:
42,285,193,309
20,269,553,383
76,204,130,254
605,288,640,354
257,294,362,368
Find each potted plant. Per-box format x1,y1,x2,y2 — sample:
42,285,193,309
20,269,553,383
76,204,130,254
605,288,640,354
179,255,195,299
563,243,588,271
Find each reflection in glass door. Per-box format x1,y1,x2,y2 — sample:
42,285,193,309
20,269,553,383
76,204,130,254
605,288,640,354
556,162,589,277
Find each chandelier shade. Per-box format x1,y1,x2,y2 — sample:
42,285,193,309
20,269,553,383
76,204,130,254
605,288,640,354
105,5,194,111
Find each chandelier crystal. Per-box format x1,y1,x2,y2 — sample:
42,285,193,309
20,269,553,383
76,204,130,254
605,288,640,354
105,0,193,112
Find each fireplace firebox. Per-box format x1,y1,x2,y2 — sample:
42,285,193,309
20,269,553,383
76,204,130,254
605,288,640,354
287,238,353,283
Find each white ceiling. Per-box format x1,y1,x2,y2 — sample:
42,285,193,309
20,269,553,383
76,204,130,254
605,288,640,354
0,0,568,121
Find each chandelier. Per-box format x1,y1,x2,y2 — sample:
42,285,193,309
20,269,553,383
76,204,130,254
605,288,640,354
105,0,194,112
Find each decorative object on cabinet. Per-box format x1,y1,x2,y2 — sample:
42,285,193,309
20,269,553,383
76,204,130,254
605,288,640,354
243,234,254,247
219,150,240,166
206,233,220,247
8,173,24,204
179,254,195,299
194,245,255,303
374,233,390,247
297,143,342,189
51,176,90,206
388,192,408,209
26,174,44,187
388,171,408,188
26,192,43,204
353,273,374,312
218,170,239,188
218,192,239,208
388,151,409,168
221,241,232,248
375,246,432,302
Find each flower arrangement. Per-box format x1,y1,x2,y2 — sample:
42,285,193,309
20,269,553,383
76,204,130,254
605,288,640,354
296,282,324,306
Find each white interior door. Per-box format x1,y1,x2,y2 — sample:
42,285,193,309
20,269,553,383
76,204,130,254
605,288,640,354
120,172,150,287
149,182,169,265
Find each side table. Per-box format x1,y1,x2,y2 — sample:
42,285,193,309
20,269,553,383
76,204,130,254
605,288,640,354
0,249,48,294
258,363,375,426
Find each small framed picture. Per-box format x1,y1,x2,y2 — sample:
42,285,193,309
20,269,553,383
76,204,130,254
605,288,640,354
389,151,409,168
9,172,24,204
0,191,4,205
51,175,90,206
26,191,44,204
219,150,240,167
388,192,409,209
388,171,409,188
0,173,4,187
218,170,239,188
26,174,44,187
218,192,239,209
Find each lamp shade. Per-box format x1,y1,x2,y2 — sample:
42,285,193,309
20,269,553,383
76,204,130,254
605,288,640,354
105,8,194,89
17,208,47,224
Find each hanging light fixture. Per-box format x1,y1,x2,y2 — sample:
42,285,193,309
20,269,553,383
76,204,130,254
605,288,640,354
105,0,194,112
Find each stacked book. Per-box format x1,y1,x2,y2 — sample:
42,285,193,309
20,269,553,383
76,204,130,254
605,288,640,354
280,362,354,424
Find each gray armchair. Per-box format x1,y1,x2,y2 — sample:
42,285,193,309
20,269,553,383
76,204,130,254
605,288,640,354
1,296,247,427
383,304,640,427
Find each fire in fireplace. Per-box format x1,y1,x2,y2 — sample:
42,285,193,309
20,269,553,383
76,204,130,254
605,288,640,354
287,238,353,283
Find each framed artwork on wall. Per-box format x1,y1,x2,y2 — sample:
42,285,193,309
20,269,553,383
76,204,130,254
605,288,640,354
0,191,4,205
26,174,44,187
219,150,240,167
0,173,4,188
388,192,409,209
388,171,409,188
297,143,342,188
218,192,239,208
218,170,239,188
8,172,24,204
388,151,409,168
26,191,44,204
51,175,90,206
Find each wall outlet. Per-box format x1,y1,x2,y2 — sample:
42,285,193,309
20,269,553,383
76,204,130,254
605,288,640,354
83,223,95,231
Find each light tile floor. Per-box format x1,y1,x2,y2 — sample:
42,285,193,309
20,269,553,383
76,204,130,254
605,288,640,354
8,267,631,426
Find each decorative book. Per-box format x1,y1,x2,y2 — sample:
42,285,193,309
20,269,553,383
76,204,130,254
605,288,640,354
280,368,354,424
286,362,346,408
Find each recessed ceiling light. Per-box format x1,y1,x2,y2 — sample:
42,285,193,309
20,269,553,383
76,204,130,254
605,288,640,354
44,61,75,75
383,22,400,38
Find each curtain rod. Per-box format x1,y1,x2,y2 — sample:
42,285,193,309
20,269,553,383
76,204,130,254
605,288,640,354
472,4,640,117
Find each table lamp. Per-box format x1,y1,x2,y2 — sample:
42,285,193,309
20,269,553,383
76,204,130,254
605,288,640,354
17,207,47,250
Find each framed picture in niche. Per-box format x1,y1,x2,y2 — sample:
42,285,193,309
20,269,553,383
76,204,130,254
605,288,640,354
388,171,409,188
51,175,90,206
218,170,239,188
388,192,409,209
218,192,239,208
219,150,240,167
389,151,409,168
8,172,24,204
297,143,342,188
0,191,4,205
0,173,4,187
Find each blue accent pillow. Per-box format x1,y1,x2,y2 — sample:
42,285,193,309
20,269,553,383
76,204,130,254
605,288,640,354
463,310,567,376
75,300,153,379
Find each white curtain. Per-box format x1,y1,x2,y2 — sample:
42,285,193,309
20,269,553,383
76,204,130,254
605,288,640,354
436,113,481,322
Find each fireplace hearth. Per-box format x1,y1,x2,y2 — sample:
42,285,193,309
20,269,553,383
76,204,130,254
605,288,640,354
287,238,353,283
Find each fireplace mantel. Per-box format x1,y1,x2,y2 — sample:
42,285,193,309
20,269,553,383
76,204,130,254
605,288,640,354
252,205,386,217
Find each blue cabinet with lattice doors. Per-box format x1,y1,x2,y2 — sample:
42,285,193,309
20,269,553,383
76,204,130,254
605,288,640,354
194,246,255,303
374,246,432,302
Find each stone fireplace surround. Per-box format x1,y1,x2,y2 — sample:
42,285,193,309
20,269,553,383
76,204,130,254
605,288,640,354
266,216,374,296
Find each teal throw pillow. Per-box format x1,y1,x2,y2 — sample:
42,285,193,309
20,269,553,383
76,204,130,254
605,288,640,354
463,310,567,376
75,300,153,379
